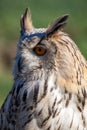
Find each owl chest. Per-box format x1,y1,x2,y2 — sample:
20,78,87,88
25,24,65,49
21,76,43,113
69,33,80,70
12,77,87,130
34,87,87,130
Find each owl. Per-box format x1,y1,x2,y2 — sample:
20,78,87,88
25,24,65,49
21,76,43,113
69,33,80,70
0,8,87,130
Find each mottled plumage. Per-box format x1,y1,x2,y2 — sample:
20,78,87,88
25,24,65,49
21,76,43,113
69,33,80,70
0,8,87,130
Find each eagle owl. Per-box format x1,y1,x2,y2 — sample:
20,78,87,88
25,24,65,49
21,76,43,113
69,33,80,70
0,8,87,130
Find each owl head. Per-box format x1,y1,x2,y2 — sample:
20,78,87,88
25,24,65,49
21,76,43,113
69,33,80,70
13,8,85,87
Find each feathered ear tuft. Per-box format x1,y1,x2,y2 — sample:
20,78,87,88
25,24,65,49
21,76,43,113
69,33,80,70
47,14,69,36
20,8,33,32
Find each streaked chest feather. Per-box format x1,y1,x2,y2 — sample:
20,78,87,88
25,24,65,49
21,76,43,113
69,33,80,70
19,75,87,130
34,79,87,130
1,74,87,130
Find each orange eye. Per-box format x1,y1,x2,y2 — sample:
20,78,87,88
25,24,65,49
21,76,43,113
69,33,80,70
34,46,46,56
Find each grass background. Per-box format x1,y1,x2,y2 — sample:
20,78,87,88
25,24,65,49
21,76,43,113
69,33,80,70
0,0,87,106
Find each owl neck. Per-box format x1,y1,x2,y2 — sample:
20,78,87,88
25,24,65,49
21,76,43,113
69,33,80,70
54,32,87,94
56,59,87,94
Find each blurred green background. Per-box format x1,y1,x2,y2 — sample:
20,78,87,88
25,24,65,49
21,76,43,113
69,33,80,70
0,0,87,106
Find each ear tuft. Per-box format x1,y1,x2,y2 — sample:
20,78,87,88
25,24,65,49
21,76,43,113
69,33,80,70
47,14,69,36
20,8,33,32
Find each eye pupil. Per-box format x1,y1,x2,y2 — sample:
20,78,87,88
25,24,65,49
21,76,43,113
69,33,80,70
38,48,42,52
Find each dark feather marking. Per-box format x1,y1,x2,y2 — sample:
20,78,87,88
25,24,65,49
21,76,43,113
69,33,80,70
56,117,60,125
77,95,81,103
16,78,26,95
82,113,86,127
33,85,39,104
43,80,48,96
12,84,16,95
22,89,27,102
17,57,24,73
57,98,63,105
22,112,34,127
82,88,87,98
38,109,43,116
82,99,85,108
15,98,20,107
11,120,16,125
77,105,82,112
77,89,86,108
41,107,51,127
22,105,27,111
53,108,58,118
23,117,33,128
50,87,53,92
52,97,57,111
26,106,34,111
69,112,74,128
57,124,61,130
65,93,72,107
76,71,81,85
56,108,62,118
41,114,50,127
47,125,51,130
